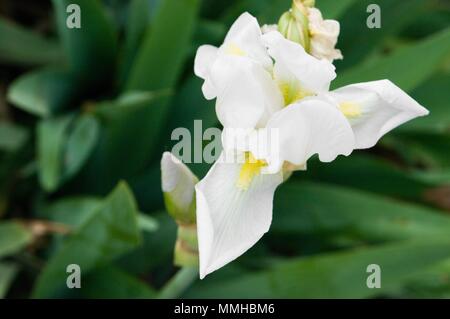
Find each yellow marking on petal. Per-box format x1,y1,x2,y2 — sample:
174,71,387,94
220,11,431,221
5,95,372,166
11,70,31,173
225,43,246,56
236,153,267,190
339,101,362,119
278,81,312,106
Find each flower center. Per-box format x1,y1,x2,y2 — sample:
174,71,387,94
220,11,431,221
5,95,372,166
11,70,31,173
236,152,267,190
278,80,312,106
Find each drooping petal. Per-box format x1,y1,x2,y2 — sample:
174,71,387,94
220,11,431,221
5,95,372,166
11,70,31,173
215,61,283,129
194,45,219,100
196,152,283,279
263,31,336,98
329,80,430,149
262,98,355,173
307,7,343,62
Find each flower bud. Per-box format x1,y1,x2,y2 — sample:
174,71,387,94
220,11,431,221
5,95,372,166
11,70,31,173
278,0,312,52
278,0,343,62
161,152,198,224
161,152,199,266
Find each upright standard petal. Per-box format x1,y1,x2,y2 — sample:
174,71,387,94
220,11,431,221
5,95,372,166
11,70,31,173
329,80,429,149
262,98,355,173
215,61,283,129
222,12,273,70
194,13,272,100
263,30,336,102
196,153,283,279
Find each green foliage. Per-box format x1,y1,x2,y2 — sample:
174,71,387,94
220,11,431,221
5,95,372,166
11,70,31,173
0,222,33,259
0,122,28,153
334,27,450,91
272,182,450,242
52,0,118,85
0,0,449,299
0,262,19,298
80,266,156,298
32,182,142,298
0,18,63,66
125,0,200,91
186,240,450,298
7,68,80,117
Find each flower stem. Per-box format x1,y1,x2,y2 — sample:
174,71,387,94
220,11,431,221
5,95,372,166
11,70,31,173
157,266,198,299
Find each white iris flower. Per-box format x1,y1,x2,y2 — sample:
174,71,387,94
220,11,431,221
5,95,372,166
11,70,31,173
193,13,429,279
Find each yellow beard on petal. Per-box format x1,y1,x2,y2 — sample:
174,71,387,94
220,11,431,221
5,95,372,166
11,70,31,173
278,81,313,106
236,153,267,190
339,101,362,119
225,43,246,56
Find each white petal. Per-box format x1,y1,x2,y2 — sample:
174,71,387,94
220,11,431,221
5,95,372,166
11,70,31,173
196,153,283,279
161,152,198,211
330,80,429,149
215,61,283,129
261,24,278,34
194,45,219,100
223,12,272,70
263,31,336,94
194,13,272,101
194,45,218,80
263,98,355,173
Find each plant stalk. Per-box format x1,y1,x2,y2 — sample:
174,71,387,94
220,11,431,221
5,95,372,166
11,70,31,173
157,266,198,299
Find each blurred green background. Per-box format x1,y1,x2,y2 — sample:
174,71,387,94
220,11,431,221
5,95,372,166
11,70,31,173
0,0,449,299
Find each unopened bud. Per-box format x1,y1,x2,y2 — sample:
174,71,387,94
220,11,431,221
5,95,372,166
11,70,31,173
161,152,198,224
161,152,199,266
278,0,311,52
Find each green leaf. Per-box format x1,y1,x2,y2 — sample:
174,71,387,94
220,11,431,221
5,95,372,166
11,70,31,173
166,76,218,134
0,122,28,153
7,68,80,117
119,0,151,88
37,114,74,192
0,222,33,259
190,19,226,56
126,0,200,91
0,18,63,66
383,132,450,169
64,114,100,180
72,91,170,194
0,262,19,299
119,0,200,159
399,72,450,133
119,212,176,275
137,214,159,233
38,196,159,233
271,181,450,243
336,0,427,70
397,259,450,298
302,154,432,201
32,182,142,298
316,0,358,19
81,266,156,298
52,0,118,84
38,197,101,228
186,240,450,298
334,27,450,91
